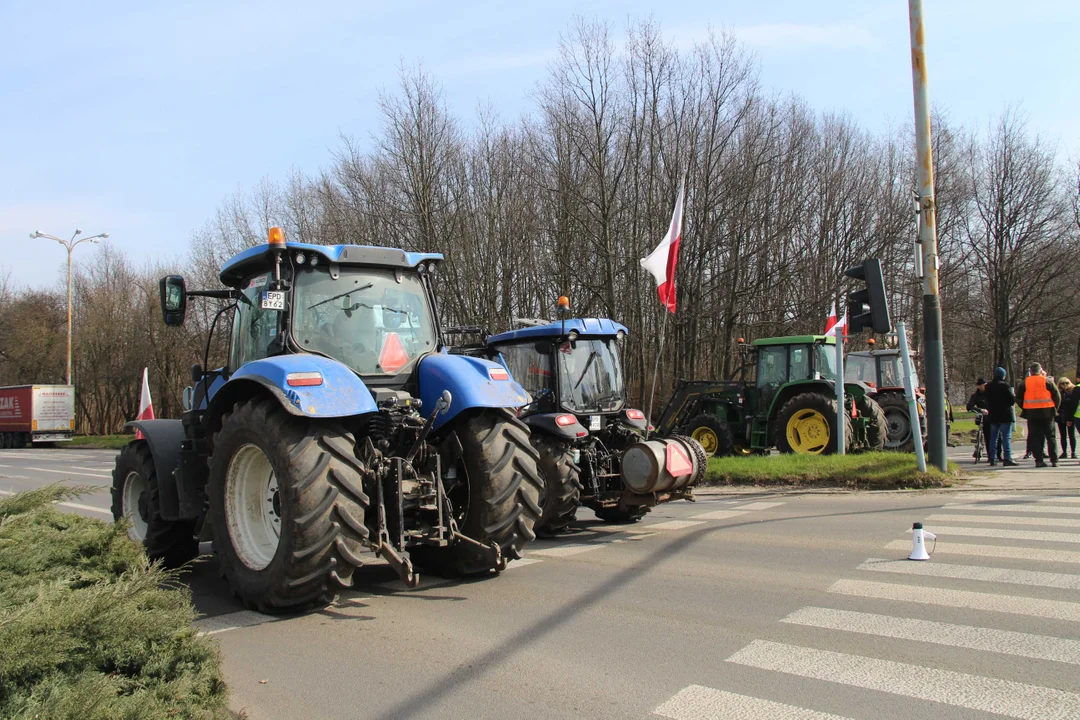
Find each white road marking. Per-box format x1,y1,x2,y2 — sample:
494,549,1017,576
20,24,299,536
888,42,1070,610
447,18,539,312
782,606,1080,665
0,452,96,460
688,510,749,521
731,501,785,511
883,539,1080,564
73,466,116,473
726,640,1080,719
948,503,1080,515
628,520,704,532
194,610,276,636
858,557,1080,590
945,493,1030,502
829,578,1080,622
928,513,1080,529
504,557,542,570
654,685,854,720
0,474,30,479
529,543,607,558
22,466,111,479
1038,496,1080,503
912,525,1080,544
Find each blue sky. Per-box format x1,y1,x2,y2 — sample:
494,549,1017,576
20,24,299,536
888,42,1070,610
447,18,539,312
2,0,1077,290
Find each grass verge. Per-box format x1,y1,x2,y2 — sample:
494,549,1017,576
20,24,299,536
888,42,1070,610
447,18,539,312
70,434,132,449
704,451,959,490
0,484,230,719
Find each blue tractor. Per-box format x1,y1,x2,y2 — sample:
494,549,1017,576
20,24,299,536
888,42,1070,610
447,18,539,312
462,313,704,534
111,228,542,612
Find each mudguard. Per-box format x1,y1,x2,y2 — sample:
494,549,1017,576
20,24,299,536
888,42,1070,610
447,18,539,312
210,355,378,419
125,419,185,520
418,352,530,431
522,413,588,441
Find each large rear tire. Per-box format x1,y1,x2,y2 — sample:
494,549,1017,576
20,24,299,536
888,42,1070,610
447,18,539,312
775,392,851,455
111,441,198,567
856,395,887,452
411,409,542,576
208,398,370,613
686,414,734,457
875,392,916,452
532,433,581,537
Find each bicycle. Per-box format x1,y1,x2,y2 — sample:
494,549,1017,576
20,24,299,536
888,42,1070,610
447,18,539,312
972,410,986,463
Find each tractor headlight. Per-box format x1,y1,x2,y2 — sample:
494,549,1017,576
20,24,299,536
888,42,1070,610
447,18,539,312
295,252,306,264
417,263,427,274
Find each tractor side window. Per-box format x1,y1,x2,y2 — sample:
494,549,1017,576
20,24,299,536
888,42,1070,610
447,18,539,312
879,356,903,387
815,345,837,381
789,346,810,381
500,343,554,410
758,346,787,387
232,273,280,367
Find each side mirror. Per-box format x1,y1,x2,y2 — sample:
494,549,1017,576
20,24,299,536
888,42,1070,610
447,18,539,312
159,275,187,326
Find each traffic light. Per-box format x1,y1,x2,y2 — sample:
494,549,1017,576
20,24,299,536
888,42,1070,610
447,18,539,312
845,258,892,334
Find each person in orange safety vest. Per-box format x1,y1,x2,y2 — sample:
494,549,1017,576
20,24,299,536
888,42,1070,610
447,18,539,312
1016,363,1061,467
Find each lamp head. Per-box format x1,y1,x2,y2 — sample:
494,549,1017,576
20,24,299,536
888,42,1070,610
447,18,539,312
101,232,109,239
30,231,40,239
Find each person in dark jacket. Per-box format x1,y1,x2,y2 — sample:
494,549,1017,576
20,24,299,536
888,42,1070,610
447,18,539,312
985,367,1017,466
966,378,991,460
1017,363,1061,467
1057,377,1078,459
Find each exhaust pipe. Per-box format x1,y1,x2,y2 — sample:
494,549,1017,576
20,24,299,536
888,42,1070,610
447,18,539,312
621,436,706,494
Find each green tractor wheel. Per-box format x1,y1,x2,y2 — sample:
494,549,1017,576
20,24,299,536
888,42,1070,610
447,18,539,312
686,414,734,457
775,392,852,455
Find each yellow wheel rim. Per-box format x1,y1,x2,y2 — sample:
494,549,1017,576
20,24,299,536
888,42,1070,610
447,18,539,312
733,444,753,456
786,408,830,454
691,427,719,455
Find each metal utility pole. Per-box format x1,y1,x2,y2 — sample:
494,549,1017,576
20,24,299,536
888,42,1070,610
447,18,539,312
30,228,108,386
908,0,947,471
835,334,845,455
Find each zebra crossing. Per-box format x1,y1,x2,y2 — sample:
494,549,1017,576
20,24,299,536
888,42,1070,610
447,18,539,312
653,493,1080,720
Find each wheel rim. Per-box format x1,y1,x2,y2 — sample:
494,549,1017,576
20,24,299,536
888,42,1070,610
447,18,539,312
786,408,830,454
225,443,281,571
884,408,911,448
123,471,149,542
691,427,719,455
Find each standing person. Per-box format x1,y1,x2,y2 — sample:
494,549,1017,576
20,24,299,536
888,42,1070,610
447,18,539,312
1058,377,1078,460
985,367,1017,466
1016,363,1061,468
966,378,991,460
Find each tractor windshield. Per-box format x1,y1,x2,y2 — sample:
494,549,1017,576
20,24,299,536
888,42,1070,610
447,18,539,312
814,345,837,381
845,354,876,384
292,266,437,376
556,338,624,414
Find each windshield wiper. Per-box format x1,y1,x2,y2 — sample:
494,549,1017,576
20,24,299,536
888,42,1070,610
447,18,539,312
573,350,600,390
308,283,373,310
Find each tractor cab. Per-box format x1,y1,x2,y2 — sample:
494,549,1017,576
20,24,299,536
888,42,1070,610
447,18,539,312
749,336,836,423
485,318,638,431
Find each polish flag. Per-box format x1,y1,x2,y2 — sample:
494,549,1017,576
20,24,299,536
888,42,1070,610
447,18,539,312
824,302,838,335
135,367,154,440
641,180,685,314
825,310,847,338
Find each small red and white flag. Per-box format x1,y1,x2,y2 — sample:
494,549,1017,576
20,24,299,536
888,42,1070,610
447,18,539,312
135,367,154,440
824,303,847,338
641,180,685,314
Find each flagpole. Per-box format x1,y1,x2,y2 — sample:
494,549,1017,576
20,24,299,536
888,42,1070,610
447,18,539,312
644,308,670,440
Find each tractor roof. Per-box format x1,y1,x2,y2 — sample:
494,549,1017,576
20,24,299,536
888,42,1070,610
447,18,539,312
847,349,900,357
487,318,628,345
219,243,444,288
753,335,834,347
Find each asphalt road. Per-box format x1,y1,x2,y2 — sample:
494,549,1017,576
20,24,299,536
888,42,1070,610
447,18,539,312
2,446,1080,720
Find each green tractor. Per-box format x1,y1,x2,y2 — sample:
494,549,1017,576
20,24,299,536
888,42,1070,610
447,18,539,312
654,335,886,456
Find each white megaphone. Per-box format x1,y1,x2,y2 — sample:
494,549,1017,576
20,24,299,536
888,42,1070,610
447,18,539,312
909,522,935,561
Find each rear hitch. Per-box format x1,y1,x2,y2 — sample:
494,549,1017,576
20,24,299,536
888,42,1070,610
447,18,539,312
451,530,506,572
377,540,420,588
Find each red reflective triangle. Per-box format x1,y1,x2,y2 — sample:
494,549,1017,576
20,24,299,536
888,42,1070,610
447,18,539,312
665,442,693,477
379,332,410,373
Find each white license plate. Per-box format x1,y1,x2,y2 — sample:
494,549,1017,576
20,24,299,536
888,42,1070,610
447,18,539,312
260,290,286,310
588,415,601,431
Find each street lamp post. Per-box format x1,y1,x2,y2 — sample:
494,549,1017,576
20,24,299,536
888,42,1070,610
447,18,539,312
30,228,108,386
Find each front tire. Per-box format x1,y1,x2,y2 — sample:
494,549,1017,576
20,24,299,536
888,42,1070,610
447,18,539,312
875,392,916,451
686,414,734,457
111,441,198,567
208,399,370,613
412,409,542,575
532,434,581,537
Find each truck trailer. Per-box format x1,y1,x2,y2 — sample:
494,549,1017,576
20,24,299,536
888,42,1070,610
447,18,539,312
0,385,76,448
